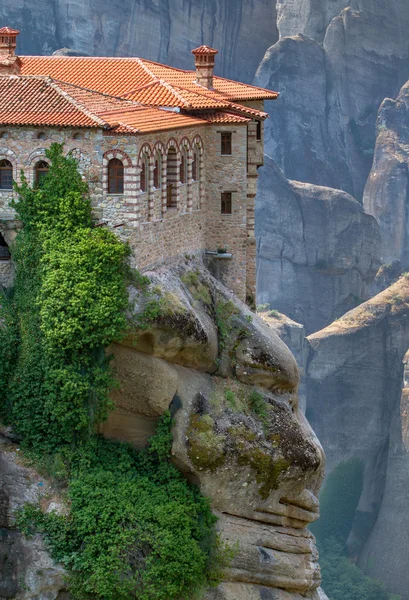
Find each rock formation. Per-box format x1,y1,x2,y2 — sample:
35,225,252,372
1,258,329,599
306,275,409,580
364,80,409,268
256,157,380,335
0,428,67,600
0,0,277,83
356,350,409,599
255,1,409,201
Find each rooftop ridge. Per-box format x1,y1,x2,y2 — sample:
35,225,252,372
47,78,110,128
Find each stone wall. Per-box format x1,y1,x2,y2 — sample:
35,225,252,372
0,118,258,300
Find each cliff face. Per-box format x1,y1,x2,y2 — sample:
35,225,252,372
364,80,409,268
255,1,409,201
256,157,380,335
0,0,277,83
306,276,409,581
1,259,329,600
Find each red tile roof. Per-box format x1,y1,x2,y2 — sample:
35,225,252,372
0,75,207,133
197,111,251,124
191,45,218,55
0,27,20,35
21,56,279,105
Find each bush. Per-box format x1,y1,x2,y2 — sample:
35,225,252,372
4,143,221,599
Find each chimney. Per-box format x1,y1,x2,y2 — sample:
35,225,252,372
0,27,21,75
191,45,218,89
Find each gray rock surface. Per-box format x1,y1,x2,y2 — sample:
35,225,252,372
358,350,409,599
0,429,67,600
306,276,409,564
364,80,409,267
0,0,278,83
255,2,409,200
256,157,380,334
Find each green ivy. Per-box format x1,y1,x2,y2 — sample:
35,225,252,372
1,143,221,599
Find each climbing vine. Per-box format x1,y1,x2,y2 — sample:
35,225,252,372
0,143,220,599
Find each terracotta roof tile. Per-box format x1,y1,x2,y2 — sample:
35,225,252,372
0,75,207,133
191,45,218,55
21,56,279,103
0,27,20,35
197,111,251,124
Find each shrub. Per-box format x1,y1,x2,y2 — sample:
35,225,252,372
4,143,221,599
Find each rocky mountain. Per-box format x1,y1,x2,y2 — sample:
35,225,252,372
0,0,277,83
256,156,380,334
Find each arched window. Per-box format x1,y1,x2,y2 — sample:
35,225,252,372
0,232,10,260
0,160,13,190
192,149,199,182
166,147,177,208
140,155,149,193
153,153,162,189
35,160,49,187
108,158,124,194
179,149,187,184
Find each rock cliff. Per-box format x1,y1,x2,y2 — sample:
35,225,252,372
255,1,409,201
306,276,409,578
0,0,277,83
364,80,409,268
1,258,329,600
256,157,380,335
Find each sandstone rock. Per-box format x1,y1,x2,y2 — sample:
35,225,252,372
260,311,309,413
256,157,380,334
364,80,409,268
306,276,409,562
0,430,67,599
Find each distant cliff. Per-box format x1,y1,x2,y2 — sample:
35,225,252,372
0,0,277,83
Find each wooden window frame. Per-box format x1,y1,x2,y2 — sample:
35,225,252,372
192,150,199,181
108,158,124,194
153,155,161,189
221,192,232,215
179,150,187,184
256,120,262,141
0,159,13,190
35,160,49,187
221,132,232,156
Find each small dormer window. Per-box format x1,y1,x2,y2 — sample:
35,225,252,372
37,132,46,140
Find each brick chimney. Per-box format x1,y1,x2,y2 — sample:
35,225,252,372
191,45,218,89
0,27,21,75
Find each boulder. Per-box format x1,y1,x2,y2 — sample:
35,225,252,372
256,157,380,334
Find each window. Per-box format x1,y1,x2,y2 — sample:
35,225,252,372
73,132,83,140
221,192,232,215
153,154,161,189
166,147,177,208
0,160,13,190
37,132,46,140
179,150,187,184
108,158,124,194
256,120,262,141
0,232,10,260
192,150,199,182
140,156,149,193
221,132,232,155
35,160,49,187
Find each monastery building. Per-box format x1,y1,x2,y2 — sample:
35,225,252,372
0,26,278,301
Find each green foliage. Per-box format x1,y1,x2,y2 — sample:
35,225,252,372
181,270,212,306
17,414,220,600
224,389,237,409
312,460,399,600
215,299,239,350
2,144,221,599
247,390,269,427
